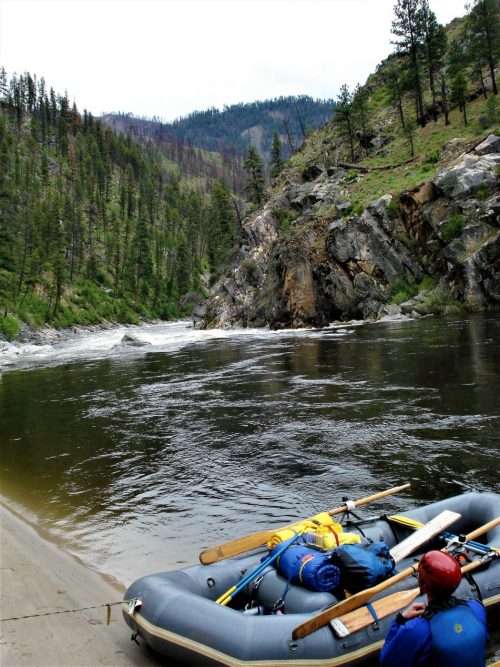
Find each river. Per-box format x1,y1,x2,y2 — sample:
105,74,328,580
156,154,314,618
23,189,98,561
1,314,499,658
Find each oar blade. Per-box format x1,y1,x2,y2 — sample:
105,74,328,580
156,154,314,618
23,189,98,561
200,528,278,565
330,588,420,637
389,510,461,562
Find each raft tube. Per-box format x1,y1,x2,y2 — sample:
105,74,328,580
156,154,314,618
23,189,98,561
122,491,500,666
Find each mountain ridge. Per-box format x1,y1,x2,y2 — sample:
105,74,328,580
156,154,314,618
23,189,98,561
100,95,334,161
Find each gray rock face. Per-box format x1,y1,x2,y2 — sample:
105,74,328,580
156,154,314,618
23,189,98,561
327,211,421,285
475,134,500,156
433,154,499,199
199,134,500,330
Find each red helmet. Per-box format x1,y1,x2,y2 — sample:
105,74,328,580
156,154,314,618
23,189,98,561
418,551,462,598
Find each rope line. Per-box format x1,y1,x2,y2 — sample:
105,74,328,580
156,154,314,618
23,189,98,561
1,599,131,624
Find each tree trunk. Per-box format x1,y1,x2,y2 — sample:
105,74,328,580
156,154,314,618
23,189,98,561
441,76,450,126
411,46,426,126
488,56,498,95
283,119,294,152
397,94,405,129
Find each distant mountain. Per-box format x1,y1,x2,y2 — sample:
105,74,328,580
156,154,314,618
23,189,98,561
101,95,334,161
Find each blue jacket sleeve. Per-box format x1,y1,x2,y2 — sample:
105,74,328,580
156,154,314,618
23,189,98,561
380,617,431,667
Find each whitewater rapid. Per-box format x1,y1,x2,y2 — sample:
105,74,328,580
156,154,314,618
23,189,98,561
0,319,364,372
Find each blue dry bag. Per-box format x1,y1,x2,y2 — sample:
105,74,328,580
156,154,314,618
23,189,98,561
329,540,396,593
271,538,341,592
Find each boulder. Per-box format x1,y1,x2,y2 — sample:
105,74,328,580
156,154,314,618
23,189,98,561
302,163,324,182
120,334,151,347
474,134,500,156
433,154,499,199
367,194,392,218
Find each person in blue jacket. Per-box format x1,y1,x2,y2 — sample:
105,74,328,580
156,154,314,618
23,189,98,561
380,549,488,667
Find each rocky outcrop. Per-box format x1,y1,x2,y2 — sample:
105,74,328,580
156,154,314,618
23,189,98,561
198,137,500,329
433,153,499,199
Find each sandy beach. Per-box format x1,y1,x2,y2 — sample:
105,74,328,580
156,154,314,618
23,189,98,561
0,501,167,667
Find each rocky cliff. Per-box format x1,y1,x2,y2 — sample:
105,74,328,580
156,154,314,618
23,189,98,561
195,134,500,329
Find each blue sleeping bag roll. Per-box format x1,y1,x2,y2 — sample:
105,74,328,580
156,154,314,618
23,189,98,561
271,537,341,592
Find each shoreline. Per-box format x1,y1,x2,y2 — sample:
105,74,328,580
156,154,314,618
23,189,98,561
0,498,165,666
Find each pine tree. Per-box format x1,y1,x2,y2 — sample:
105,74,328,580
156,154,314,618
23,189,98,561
466,0,499,95
270,132,284,179
335,84,355,161
208,179,237,274
243,145,265,205
420,1,447,110
451,70,469,124
352,85,371,153
392,0,426,126
386,61,408,129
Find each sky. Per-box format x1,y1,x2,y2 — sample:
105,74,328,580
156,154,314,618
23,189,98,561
0,0,468,123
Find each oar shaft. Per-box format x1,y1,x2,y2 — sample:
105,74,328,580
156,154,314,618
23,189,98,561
328,484,411,517
464,517,500,542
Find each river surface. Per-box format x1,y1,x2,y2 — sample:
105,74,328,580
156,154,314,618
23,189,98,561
1,314,499,652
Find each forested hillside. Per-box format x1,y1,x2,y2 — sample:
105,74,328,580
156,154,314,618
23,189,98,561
0,69,240,338
101,95,334,162
101,113,247,197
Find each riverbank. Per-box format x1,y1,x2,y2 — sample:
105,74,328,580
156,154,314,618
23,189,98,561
0,500,166,667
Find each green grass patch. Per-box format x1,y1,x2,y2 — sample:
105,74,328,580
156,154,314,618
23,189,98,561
441,214,466,243
386,200,399,219
0,315,20,340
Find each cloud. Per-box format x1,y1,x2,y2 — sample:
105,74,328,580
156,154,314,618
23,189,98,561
0,0,467,121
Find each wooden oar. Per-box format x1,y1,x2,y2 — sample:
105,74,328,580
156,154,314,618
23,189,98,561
199,483,410,565
292,515,499,640
331,547,499,637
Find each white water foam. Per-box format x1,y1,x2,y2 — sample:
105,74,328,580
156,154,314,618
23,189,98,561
0,320,361,372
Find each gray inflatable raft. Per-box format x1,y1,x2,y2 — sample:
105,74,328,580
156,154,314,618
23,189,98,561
122,492,500,666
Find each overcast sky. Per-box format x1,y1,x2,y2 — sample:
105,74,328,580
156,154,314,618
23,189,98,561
1,0,467,122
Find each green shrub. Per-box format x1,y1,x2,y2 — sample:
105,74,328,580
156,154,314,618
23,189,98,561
486,96,499,124
419,275,436,291
441,214,466,243
241,258,262,286
0,315,20,340
475,183,490,201
386,200,399,220
275,208,299,233
389,276,418,304
161,302,180,321
426,149,440,164
422,287,459,313
352,203,365,216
